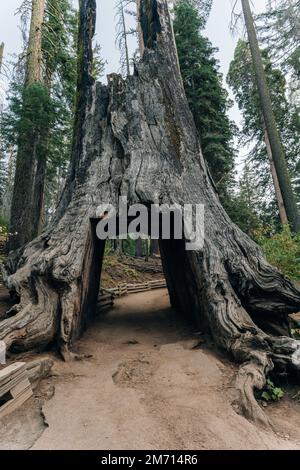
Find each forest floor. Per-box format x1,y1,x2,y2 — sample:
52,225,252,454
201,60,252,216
1,287,300,450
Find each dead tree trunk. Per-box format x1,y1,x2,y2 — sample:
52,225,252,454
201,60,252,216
1,0,300,427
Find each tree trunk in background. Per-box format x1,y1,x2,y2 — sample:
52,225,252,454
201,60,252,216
8,0,46,252
150,239,159,256
136,0,145,56
135,238,143,257
241,0,300,233
0,43,4,73
2,0,300,428
25,0,45,85
121,1,131,75
31,71,53,238
264,130,288,226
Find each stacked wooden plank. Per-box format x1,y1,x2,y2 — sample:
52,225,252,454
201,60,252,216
0,362,33,420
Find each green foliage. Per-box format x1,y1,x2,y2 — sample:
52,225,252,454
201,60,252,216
256,0,300,78
227,40,300,212
261,379,285,402
291,328,300,340
224,164,267,239
258,225,300,281
19,83,53,142
0,0,78,222
0,218,8,236
173,0,236,201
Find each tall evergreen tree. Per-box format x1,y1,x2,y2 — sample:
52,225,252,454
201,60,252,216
0,43,4,75
3,0,78,249
9,0,48,250
173,0,235,201
241,0,300,232
228,39,300,225
257,0,300,77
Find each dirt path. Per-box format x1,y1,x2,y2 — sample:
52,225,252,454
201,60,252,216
1,289,300,450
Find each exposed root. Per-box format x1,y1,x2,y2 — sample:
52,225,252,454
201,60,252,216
0,284,59,351
234,353,273,429
201,272,300,428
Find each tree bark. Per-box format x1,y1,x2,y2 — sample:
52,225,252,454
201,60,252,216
25,0,45,85
241,0,300,233
1,0,300,427
136,0,145,56
264,130,288,226
8,0,46,252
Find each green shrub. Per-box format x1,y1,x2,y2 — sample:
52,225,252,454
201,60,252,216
258,225,300,281
0,218,8,236
261,379,285,402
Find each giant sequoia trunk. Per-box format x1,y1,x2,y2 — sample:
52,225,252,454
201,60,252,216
1,0,300,427
9,0,46,251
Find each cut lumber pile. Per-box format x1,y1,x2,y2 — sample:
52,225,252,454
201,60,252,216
0,362,33,420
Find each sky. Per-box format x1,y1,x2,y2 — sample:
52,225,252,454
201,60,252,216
0,0,268,162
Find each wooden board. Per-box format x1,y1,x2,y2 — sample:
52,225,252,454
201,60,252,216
0,387,33,420
0,363,33,420
0,362,26,387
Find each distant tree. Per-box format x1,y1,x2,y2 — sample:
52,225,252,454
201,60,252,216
227,40,300,225
256,0,300,77
116,0,138,76
173,0,236,202
225,164,265,239
241,0,300,232
2,0,78,248
0,43,4,75
8,0,48,250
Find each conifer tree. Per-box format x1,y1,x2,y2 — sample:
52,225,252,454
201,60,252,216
173,0,235,201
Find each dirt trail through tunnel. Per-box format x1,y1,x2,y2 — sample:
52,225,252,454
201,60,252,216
1,289,300,450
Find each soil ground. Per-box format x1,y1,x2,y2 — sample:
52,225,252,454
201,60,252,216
1,289,300,450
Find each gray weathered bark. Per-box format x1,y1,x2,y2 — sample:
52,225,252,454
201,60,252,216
1,0,300,427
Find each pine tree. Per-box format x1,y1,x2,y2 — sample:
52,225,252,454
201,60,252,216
227,39,300,226
241,0,300,232
0,42,6,214
9,0,48,250
173,0,235,201
3,0,78,248
0,43,4,75
257,0,300,77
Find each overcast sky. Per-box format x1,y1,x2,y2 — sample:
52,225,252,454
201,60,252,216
0,0,268,162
